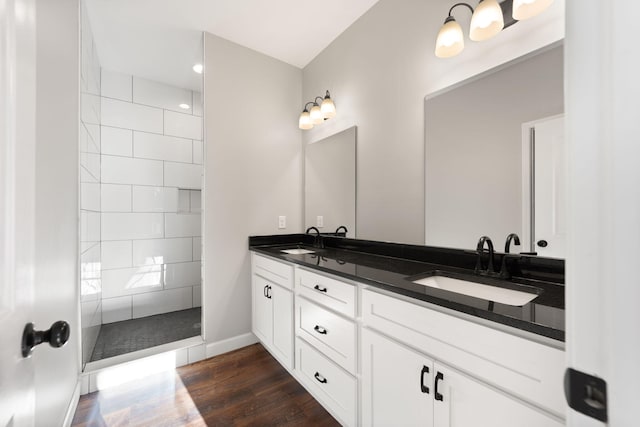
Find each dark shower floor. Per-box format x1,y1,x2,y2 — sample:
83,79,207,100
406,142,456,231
90,307,201,362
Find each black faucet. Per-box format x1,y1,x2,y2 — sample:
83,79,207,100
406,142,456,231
475,236,496,276
335,225,348,236
504,233,520,253
499,233,521,279
305,226,323,248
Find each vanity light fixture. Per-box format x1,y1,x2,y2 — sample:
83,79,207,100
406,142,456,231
435,0,552,58
192,63,203,74
469,0,504,41
299,90,336,130
512,0,554,20
436,1,503,58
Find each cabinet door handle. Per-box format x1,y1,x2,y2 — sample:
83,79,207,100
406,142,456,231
434,371,444,401
266,285,272,299
313,325,327,335
263,285,268,298
313,284,327,293
420,365,430,394
314,372,327,384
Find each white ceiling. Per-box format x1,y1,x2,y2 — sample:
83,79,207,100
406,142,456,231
84,0,380,91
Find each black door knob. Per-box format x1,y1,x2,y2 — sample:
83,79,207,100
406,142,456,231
537,240,548,248
22,321,70,358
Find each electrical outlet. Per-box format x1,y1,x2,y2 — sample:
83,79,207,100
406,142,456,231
316,216,324,228
278,216,286,229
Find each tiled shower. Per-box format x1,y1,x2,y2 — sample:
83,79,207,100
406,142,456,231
80,3,203,364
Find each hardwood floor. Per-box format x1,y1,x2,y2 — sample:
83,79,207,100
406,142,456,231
72,343,340,427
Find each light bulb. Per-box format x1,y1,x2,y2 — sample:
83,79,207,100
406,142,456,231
321,94,336,119
435,17,464,58
469,0,504,41
512,0,554,20
299,110,313,130
310,104,323,124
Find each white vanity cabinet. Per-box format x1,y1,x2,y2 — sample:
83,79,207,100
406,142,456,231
249,251,566,427
251,253,294,370
361,289,565,427
294,268,358,427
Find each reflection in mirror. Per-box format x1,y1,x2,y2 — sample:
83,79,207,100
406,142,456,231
425,44,563,253
305,127,356,237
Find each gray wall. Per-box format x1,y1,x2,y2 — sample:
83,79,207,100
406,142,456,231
203,34,303,345
302,0,564,244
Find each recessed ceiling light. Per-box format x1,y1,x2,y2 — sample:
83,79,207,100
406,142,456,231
192,64,203,74
179,104,190,109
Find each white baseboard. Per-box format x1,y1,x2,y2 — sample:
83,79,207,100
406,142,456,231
205,332,258,358
63,378,81,427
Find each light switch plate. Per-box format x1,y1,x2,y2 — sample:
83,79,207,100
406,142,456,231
316,216,324,228
278,216,286,229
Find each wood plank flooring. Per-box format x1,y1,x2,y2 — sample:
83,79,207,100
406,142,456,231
72,343,340,427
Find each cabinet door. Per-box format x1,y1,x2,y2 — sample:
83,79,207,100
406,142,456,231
252,275,272,344
271,283,293,370
361,328,434,427
433,362,564,427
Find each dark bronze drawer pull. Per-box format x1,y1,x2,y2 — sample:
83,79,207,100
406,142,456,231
314,372,327,384
314,284,328,293
313,325,328,335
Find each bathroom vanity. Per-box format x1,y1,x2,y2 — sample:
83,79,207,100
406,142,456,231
250,234,565,426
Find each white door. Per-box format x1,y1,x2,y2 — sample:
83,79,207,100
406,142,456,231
0,0,37,424
533,116,566,258
433,362,563,427
566,1,640,426
361,328,434,427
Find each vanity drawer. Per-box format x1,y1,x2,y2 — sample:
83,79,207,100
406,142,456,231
253,253,294,290
295,337,356,427
361,289,565,418
296,296,356,374
297,268,356,317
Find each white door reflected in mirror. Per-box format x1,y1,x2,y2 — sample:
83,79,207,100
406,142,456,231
522,115,566,258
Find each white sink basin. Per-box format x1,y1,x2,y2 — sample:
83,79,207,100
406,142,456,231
412,275,538,306
281,248,315,255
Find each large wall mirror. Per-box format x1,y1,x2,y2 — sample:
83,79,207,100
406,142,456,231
425,44,564,256
305,127,356,237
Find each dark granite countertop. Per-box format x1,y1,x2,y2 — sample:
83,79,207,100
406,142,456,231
249,234,565,342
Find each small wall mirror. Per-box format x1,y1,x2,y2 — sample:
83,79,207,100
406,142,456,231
305,126,356,237
425,44,564,255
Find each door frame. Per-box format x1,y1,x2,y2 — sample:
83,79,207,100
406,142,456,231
521,113,564,253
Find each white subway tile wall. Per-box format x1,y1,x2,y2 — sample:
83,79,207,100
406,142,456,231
80,3,102,364
164,110,203,140
133,132,192,163
101,98,164,134
101,240,133,270
101,212,164,241
132,186,178,213
101,184,132,212
102,295,133,324
133,77,193,114
164,162,202,189
101,126,133,156
165,213,201,238
97,70,203,323
132,287,193,318
101,69,133,102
